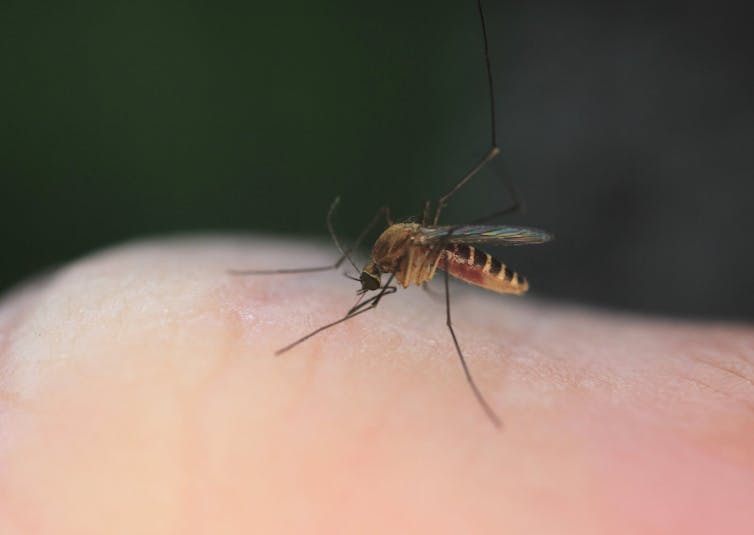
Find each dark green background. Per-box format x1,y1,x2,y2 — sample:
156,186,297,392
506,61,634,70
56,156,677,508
2,0,753,319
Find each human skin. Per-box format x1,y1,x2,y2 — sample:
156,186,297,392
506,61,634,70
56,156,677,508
0,236,752,534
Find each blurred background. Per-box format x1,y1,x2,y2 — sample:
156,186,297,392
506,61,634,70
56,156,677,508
1,0,752,319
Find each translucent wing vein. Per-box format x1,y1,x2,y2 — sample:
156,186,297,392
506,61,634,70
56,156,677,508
418,225,552,246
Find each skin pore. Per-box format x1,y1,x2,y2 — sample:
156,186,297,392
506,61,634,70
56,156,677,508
0,236,753,534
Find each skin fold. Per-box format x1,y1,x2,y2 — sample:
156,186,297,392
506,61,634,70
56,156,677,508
0,236,753,534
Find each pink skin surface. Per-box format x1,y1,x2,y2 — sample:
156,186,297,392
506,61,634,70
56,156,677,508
0,236,753,534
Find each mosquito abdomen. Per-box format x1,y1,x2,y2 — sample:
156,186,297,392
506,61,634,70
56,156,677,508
439,244,529,295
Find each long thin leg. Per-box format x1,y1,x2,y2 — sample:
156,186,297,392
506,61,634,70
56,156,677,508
230,198,391,275
276,274,397,355
432,147,499,226
444,267,503,428
432,0,500,226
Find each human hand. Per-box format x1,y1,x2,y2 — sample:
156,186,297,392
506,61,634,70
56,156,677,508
1,237,752,534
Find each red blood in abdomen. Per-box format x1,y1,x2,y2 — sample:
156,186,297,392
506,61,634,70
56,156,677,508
438,255,485,286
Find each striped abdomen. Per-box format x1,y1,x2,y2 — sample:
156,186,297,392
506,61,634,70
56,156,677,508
439,244,529,295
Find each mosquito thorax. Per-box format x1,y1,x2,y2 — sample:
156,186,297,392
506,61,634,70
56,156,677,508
360,263,382,291
371,223,419,266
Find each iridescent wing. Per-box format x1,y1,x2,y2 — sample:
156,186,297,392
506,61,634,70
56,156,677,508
418,225,553,246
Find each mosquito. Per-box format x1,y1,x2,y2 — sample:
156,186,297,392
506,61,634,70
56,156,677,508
230,0,552,428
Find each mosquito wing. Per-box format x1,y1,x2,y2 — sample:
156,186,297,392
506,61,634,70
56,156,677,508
418,225,553,246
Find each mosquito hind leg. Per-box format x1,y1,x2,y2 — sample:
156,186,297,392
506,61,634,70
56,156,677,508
430,0,501,226
229,198,391,276
431,173,524,238
443,267,503,428
432,146,500,226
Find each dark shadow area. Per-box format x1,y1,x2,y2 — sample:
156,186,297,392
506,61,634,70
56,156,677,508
1,0,752,319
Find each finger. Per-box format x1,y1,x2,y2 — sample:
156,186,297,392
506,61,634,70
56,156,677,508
0,236,752,534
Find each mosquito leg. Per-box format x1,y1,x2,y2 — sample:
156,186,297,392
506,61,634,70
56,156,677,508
229,198,391,276
428,179,524,245
443,267,503,428
402,246,417,290
275,303,375,355
276,275,397,355
431,0,500,226
432,146,500,226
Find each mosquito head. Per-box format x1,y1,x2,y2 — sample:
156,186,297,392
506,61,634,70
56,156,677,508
359,262,382,292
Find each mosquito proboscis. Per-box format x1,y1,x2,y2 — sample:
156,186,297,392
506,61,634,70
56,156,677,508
230,0,552,428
